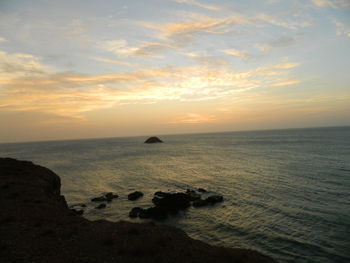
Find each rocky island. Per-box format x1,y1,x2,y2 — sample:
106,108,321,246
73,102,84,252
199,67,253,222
0,158,276,263
144,136,163,143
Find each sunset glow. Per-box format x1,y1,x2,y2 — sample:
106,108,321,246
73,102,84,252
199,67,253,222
0,0,349,142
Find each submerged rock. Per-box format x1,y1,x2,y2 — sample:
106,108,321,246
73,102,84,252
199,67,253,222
105,192,119,201
128,191,144,201
192,199,208,207
193,195,223,207
95,203,106,209
144,137,163,143
205,195,224,204
91,192,118,202
186,189,201,201
129,207,144,218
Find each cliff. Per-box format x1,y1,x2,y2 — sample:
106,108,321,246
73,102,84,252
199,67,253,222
0,158,276,263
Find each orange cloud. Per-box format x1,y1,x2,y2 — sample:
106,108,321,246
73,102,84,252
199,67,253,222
169,113,217,124
0,50,302,119
143,14,248,43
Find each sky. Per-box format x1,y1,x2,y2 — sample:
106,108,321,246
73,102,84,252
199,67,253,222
0,0,349,143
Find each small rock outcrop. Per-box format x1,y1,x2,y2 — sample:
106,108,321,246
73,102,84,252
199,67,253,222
144,137,163,143
129,189,225,220
0,158,276,263
128,191,144,201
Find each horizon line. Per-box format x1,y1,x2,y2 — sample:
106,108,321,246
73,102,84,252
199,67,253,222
1,124,349,145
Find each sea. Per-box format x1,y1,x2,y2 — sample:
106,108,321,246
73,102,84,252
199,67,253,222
1,126,349,263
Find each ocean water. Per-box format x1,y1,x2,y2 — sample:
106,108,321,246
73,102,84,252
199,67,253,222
1,126,349,263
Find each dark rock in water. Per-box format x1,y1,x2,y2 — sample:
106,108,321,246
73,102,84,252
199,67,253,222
129,207,144,218
92,195,105,202
134,206,169,220
198,188,207,193
144,137,163,143
128,191,144,201
192,199,209,207
91,192,118,202
205,195,224,204
95,203,106,209
91,196,106,202
105,192,118,202
145,206,168,220
186,189,201,201
138,209,151,219
152,193,191,210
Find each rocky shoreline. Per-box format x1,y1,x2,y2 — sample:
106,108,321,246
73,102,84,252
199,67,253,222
0,158,276,263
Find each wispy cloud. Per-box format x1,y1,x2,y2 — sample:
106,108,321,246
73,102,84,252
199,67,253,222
333,20,350,38
144,14,248,42
170,0,222,11
256,14,313,30
90,56,138,67
272,80,300,87
222,49,250,59
312,0,338,8
271,62,300,69
311,0,350,8
0,37,7,42
169,113,217,124
99,40,176,57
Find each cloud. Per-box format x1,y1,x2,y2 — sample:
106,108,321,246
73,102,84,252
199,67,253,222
0,51,47,75
0,37,6,42
99,40,176,57
274,63,300,69
311,0,350,8
312,0,337,7
333,20,350,38
169,113,217,124
256,14,313,30
1,49,301,119
90,56,137,67
256,36,297,52
222,49,250,59
170,0,222,11
272,80,300,87
103,14,248,57
144,14,248,43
